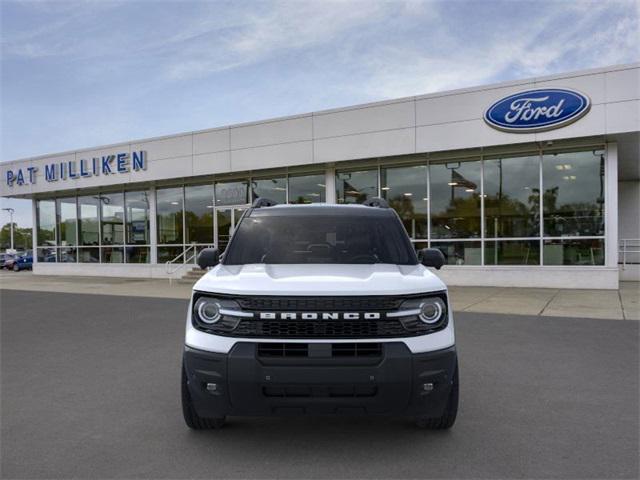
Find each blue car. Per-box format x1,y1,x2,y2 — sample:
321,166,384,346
13,253,33,271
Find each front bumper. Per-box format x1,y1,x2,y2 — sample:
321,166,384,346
183,342,457,418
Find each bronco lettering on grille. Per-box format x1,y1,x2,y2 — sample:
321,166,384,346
258,312,381,320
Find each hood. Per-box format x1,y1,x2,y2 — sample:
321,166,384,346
193,263,446,296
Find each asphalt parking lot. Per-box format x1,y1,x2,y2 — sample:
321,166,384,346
1,289,638,479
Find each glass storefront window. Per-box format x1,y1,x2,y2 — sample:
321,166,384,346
36,200,56,246
484,155,540,238
156,187,183,244
56,198,77,246
126,246,150,264
215,180,248,206
58,246,76,263
28,149,609,269
485,240,540,265
413,241,428,251
101,246,124,263
252,177,287,204
336,169,378,204
77,247,99,263
432,241,482,265
37,246,57,262
430,160,481,239
542,150,605,237
157,246,183,264
100,192,124,245
185,184,214,244
77,196,100,246
288,173,325,204
381,165,428,239
125,191,150,245
543,238,604,265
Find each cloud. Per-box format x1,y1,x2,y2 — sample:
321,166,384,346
157,0,640,97
163,1,403,80
1,0,125,58
4,0,637,91
350,0,640,99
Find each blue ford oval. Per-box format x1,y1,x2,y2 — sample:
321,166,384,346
484,88,591,132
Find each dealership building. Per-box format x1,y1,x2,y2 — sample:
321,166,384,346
1,63,638,289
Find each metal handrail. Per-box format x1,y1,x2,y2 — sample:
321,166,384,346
619,238,640,269
166,243,202,284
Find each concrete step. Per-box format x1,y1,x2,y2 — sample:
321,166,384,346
177,266,205,283
182,270,204,277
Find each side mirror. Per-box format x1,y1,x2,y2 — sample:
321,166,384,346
197,248,220,270
418,248,445,270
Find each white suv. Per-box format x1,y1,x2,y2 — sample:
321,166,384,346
182,198,458,429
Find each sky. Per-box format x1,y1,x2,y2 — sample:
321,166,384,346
1,0,639,228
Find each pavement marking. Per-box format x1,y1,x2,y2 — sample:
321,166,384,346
618,288,626,320
538,289,561,316
458,287,506,311
541,289,626,320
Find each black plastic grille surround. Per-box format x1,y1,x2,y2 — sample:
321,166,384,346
192,292,448,339
235,319,409,339
235,296,404,312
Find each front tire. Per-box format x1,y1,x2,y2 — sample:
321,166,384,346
12,264,19,272
416,363,459,429
181,364,225,430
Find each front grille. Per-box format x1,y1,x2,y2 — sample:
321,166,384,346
235,296,404,311
263,385,377,398
233,319,409,339
332,343,382,357
257,342,383,357
257,343,309,357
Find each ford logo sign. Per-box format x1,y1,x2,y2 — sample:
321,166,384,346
484,88,591,133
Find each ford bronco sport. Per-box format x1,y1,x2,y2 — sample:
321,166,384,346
182,197,458,429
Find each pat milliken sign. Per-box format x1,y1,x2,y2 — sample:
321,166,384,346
484,88,591,133
5,151,147,187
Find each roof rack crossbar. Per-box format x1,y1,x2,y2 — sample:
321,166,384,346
362,197,389,208
252,198,278,208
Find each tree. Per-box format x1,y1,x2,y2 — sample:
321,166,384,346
0,223,32,251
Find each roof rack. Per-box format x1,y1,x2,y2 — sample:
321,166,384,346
252,197,278,208
362,197,389,208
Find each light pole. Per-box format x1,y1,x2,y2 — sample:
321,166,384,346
2,207,15,251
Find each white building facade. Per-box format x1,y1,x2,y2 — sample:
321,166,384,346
2,63,639,289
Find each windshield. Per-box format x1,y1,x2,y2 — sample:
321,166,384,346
223,211,418,265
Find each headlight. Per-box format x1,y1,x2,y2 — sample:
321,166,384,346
194,297,222,324
191,293,249,332
418,297,446,324
391,294,448,333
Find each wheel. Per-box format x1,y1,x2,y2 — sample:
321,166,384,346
181,363,225,430
13,264,19,272
416,363,459,429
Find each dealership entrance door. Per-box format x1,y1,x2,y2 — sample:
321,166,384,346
215,206,248,252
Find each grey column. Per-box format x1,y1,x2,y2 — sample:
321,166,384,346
325,164,336,204
605,143,618,271
149,186,158,264
31,198,38,265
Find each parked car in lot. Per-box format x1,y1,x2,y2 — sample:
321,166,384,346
2,253,17,270
12,252,33,271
